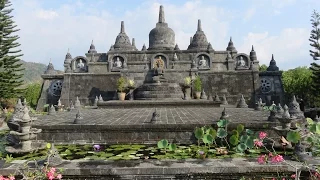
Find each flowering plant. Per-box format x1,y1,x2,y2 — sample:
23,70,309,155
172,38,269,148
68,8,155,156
183,77,191,87
127,79,135,88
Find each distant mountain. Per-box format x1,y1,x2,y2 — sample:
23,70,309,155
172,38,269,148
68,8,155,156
20,60,46,85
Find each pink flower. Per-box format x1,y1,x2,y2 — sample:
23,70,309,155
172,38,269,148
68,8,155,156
291,174,296,178
269,152,273,157
254,140,263,147
47,171,54,180
271,154,284,163
8,176,15,180
56,174,62,179
259,132,267,140
50,167,56,173
257,154,266,164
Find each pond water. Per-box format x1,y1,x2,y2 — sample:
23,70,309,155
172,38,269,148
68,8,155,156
9,144,293,161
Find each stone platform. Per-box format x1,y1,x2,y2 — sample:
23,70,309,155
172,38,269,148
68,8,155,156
97,100,222,108
0,158,308,180
33,107,272,144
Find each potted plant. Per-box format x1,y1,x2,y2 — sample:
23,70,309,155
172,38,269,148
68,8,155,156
127,79,135,100
117,76,127,101
193,76,202,99
182,77,191,100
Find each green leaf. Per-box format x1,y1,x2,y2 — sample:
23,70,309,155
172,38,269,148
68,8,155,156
240,135,249,143
43,104,49,108
217,128,227,138
237,143,247,152
306,118,314,125
307,137,313,143
232,130,239,137
286,131,301,144
168,144,177,151
310,123,320,135
194,127,204,140
237,124,244,133
203,134,213,144
217,119,228,127
245,129,254,135
206,128,217,139
245,137,254,149
46,143,51,149
229,135,239,146
157,139,168,149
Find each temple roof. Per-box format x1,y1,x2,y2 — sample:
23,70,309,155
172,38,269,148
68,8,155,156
88,40,97,53
148,5,175,50
250,45,257,61
226,37,237,52
64,48,72,64
188,19,209,50
267,54,279,71
44,59,57,75
113,21,134,51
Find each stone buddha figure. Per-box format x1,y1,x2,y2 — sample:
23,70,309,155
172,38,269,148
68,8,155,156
113,57,123,68
77,59,85,70
198,56,207,68
237,56,246,67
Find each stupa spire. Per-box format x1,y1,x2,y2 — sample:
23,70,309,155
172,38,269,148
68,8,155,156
158,5,165,23
197,19,202,31
120,21,125,33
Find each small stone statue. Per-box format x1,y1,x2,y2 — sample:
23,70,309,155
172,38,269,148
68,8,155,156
214,93,221,102
77,59,85,69
221,94,228,105
255,98,263,111
282,104,290,119
207,94,213,101
46,144,63,167
113,57,122,68
276,103,284,115
74,97,81,109
237,56,246,67
198,56,207,68
48,105,56,115
93,96,98,106
220,107,229,120
150,109,159,123
173,53,178,61
200,90,207,99
237,95,248,108
70,101,75,110
73,109,83,124
23,98,27,106
98,95,103,102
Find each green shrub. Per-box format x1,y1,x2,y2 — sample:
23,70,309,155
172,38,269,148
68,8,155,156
117,77,127,92
193,76,202,92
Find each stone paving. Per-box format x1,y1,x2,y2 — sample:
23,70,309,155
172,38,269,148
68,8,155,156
35,107,270,126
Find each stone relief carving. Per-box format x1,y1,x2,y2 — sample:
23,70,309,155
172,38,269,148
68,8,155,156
74,58,88,72
49,80,63,97
153,56,166,69
235,55,249,70
260,78,272,93
197,55,209,69
111,56,125,71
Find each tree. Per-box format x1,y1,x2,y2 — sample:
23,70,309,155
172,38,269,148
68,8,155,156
282,67,313,104
23,82,41,109
309,10,320,103
0,0,24,99
259,64,268,72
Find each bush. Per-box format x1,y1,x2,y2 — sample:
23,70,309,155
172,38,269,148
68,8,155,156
193,76,202,92
23,83,42,109
117,77,127,93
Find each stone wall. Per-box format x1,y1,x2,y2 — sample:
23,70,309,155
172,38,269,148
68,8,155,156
59,73,121,106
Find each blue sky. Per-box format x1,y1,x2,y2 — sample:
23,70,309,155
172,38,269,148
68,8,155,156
10,0,320,70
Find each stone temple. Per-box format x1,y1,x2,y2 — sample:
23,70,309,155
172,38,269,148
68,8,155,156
36,5,284,110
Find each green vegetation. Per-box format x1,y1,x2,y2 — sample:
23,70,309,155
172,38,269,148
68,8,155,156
23,82,42,109
0,0,24,99
20,60,46,85
117,76,127,92
259,64,268,72
193,76,202,92
309,10,320,103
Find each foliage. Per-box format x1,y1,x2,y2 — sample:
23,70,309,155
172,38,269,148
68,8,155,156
259,64,268,72
116,76,127,92
183,77,191,86
157,139,177,154
23,82,41,109
309,10,320,102
127,79,135,88
282,66,314,105
193,76,202,92
0,0,24,99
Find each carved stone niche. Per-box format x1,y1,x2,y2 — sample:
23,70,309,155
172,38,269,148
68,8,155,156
235,54,250,70
72,57,88,73
111,55,126,72
151,54,168,70
196,54,210,70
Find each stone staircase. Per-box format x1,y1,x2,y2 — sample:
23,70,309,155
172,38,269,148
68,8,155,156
134,82,183,100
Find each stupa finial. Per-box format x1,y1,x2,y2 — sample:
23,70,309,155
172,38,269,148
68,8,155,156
120,21,125,33
197,19,202,31
158,5,165,23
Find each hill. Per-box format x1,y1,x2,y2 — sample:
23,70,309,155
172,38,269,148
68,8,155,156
20,60,46,85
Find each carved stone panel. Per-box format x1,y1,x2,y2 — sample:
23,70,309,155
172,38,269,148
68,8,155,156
73,58,88,73
196,55,210,69
235,55,249,70
49,80,63,97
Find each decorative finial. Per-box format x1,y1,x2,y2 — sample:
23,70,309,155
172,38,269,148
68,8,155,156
132,38,136,46
251,45,254,51
68,48,70,53
197,19,202,31
74,96,81,109
220,107,229,120
221,94,228,105
120,21,125,33
158,5,165,23
91,39,93,44
48,105,56,115
73,109,83,124
230,37,232,42
272,54,274,60
174,44,180,50
142,44,146,51
49,58,52,64
237,95,248,108
190,37,193,44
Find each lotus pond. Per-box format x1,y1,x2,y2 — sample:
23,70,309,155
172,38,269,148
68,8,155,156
9,144,292,161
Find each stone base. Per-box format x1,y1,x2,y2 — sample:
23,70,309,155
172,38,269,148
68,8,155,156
5,142,46,154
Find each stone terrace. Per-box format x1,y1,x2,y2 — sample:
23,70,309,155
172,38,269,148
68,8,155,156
33,107,272,144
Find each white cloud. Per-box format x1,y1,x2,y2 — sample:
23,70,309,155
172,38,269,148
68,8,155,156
237,28,310,69
9,0,314,71
34,10,58,20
